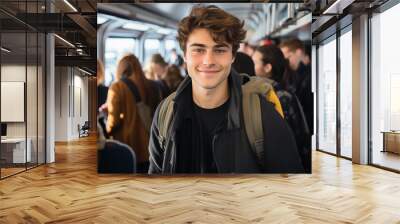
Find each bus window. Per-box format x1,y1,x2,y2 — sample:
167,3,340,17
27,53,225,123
165,39,178,63
105,37,136,86
144,39,160,65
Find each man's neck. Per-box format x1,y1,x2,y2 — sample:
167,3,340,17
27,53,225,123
192,80,229,109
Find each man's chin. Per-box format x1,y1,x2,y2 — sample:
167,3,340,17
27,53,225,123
197,82,218,90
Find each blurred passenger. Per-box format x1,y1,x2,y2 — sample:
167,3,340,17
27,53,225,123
253,45,311,172
239,42,255,56
169,48,184,67
106,54,161,172
280,39,313,136
150,53,168,79
279,38,305,71
238,42,247,53
162,65,183,93
97,59,109,139
232,51,256,76
149,53,170,98
144,64,157,81
246,44,255,56
97,59,108,111
169,48,187,78
302,47,311,66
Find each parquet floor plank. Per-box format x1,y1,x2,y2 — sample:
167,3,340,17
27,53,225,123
0,136,400,223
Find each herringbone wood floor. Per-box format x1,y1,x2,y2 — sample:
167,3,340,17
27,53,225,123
1,136,400,223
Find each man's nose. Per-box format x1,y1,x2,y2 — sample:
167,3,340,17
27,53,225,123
202,50,216,65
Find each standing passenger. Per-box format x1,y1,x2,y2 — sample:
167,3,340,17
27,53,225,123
106,54,161,172
97,59,108,111
279,38,313,137
169,48,184,67
162,65,184,93
149,54,171,99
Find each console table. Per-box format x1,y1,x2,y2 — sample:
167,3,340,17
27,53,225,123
1,138,32,163
381,131,400,154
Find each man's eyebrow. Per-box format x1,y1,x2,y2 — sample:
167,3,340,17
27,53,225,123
188,43,230,48
214,43,229,48
189,43,206,48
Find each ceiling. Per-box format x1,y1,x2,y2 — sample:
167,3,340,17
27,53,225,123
311,0,389,43
0,0,97,75
98,3,280,43
136,3,265,30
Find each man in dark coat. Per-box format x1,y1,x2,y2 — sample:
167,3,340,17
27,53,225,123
280,38,314,136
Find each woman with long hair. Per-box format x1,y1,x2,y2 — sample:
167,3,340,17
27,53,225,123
106,54,161,172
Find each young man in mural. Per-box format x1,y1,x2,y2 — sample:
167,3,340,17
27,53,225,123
148,5,304,174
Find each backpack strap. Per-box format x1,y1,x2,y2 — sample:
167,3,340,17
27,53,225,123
121,77,141,102
157,92,176,148
240,74,283,170
242,90,264,169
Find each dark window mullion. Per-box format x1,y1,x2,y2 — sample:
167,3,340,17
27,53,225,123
367,12,373,166
36,0,39,167
338,34,340,156
316,44,320,151
25,0,28,171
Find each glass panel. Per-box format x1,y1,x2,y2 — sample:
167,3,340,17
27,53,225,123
317,37,337,154
371,3,400,171
144,39,160,66
339,29,352,158
104,38,135,86
1,30,27,177
311,45,317,150
27,31,38,169
165,39,177,52
165,39,178,63
0,1,46,178
38,33,45,165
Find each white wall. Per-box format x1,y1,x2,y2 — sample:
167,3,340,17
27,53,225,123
1,63,45,164
55,66,69,141
54,67,89,141
1,65,33,138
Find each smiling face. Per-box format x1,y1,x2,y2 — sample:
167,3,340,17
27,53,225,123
184,28,233,92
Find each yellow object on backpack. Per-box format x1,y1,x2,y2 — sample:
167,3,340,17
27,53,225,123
266,89,284,118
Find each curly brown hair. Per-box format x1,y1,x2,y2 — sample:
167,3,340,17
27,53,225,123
177,5,246,55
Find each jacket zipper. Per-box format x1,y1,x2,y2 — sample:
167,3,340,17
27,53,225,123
212,134,220,172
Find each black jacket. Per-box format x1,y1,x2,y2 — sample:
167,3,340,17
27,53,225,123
148,70,304,174
296,63,313,135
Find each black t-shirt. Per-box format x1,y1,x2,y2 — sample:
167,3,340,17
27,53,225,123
193,98,230,173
